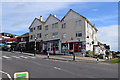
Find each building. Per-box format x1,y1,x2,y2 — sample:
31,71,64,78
94,41,110,59
29,9,98,54
0,32,18,48
17,33,29,51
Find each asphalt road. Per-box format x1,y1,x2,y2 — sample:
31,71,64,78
0,51,118,79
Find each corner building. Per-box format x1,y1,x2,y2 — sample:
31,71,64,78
29,9,98,54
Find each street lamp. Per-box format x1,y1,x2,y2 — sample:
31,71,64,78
34,37,37,56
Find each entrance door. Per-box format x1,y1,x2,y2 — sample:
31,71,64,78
69,43,73,50
74,43,82,52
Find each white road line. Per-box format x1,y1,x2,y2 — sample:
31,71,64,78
0,71,12,80
27,56,36,59
20,56,28,59
11,56,20,59
2,56,11,59
54,67,61,70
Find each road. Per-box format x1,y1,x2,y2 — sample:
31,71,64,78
0,51,118,79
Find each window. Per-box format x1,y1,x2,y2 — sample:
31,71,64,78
37,25,42,30
76,32,82,37
21,38,23,41
52,22,58,28
62,33,66,39
37,33,42,38
45,25,48,30
30,35,33,40
62,23,66,29
45,34,48,38
75,20,81,26
30,28,33,32
33,34,35,38
34,27,35,30
52,32,58,38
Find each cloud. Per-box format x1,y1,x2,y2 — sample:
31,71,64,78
91,8,98,12
97,25,118,51
88,15,117,22
2,2,72,34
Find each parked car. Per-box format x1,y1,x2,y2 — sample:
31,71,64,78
2,45,11,51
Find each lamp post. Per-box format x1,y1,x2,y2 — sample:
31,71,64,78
34,37,37,56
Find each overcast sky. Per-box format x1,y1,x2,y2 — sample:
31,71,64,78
1,2,118,51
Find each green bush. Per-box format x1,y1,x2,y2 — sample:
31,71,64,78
99,55,103,59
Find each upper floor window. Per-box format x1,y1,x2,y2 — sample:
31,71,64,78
21,37,24,41
45,25,48,30
33,27,35,30
45,34,48,38
37,33,42,38
62,33,66,39
30,28,33,32
30,35,33,40
62,23,66,29
37,25,42,30
52,22,58,28
76,32,82,37
75,20,81,26
52,32,58,38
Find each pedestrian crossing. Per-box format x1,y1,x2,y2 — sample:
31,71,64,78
1,55,36,59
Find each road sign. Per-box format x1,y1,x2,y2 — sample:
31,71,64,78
14,72,29,80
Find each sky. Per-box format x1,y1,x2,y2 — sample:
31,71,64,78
1,2,118,51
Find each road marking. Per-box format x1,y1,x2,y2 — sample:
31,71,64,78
11,56,20,59
27,56,36,59
0,71,12,80
54,67,61,70
2,56,11,59
20,56,28,59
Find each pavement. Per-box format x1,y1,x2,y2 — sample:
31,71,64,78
0,51,118,79
14,51,106,63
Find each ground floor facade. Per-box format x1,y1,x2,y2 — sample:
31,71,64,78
29,39,86,54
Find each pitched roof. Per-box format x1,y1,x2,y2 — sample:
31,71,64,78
18,32,29,38
61,9,98,31
29,18,45,29
44,14,60,24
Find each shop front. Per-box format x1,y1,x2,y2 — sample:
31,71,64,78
61,40,86,54
42,39,61,54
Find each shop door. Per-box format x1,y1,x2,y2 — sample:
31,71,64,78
74,44,82,52
69,43,73,50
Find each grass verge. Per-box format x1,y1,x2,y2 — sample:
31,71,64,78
109,58,120,63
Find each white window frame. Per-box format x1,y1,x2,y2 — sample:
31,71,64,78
76,31,82,37
52,32,58,38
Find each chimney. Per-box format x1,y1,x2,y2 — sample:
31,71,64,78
53,14,56,17
40,16,42,21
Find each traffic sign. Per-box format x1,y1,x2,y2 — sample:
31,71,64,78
14,72,29,80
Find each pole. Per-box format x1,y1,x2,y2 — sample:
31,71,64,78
48,52,49,58
34,38,36,56
73,52,75,61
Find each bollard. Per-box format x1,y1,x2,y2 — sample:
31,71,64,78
73,53,75,61
47,53,49,58
96,57,99,63
34,51,36,56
